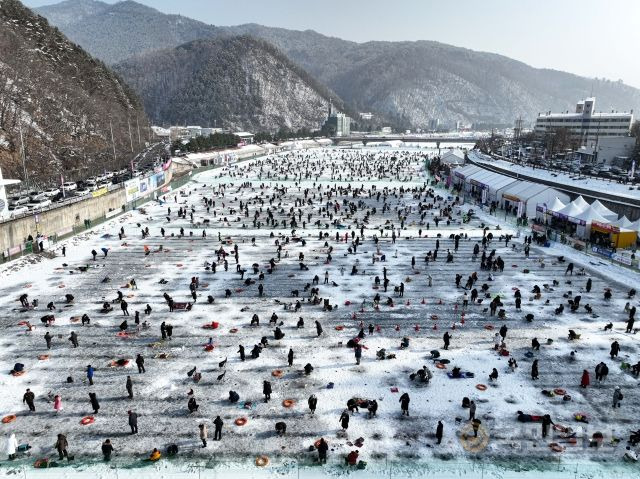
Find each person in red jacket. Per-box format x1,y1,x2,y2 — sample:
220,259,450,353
580,369,590,388
346,450,359,466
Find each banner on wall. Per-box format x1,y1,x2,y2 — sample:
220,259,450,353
481,188,487,204
138,177,149,196
125,178,140,202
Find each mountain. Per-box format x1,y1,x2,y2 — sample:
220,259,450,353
37,0,220,65
113,36,341,131
0,0,150,184
36,0,640,129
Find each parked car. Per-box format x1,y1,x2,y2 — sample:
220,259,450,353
28,191,47,201
8,205,29,217
43,187,60,197
27,198,52,210
62,182,78,191
9,195,30,206
75,188,92,196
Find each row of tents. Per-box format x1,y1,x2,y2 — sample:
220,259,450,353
536,195,639,248
451,164,570,218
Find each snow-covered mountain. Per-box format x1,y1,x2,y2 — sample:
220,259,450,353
34,0,640,129
113,36,342,132
0,0,149,183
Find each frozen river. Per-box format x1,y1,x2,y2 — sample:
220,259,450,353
0,148,639,477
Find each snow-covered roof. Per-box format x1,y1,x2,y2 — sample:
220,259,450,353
573,204,613,224
501,181,549,201
453,164,481,178
554,200,587,218
614,216,633,228
440,149,465,164
546,196,566,212
589,200,618,221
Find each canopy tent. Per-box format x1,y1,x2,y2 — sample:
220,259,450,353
588,200,618,221
571,196,589,211
614,216,633,229
547,197,567,213
573,205,612,239
553,199,588,220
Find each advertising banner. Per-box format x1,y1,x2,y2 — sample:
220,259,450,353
125,179,140,202
92,187,108,198
138,177,150,197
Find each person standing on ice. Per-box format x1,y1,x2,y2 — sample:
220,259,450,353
126,376,133,399
610,341,620,359
128,410,138,434
120,299,129,316
468,400,476,420
541,415,554,438
287,348,294,367
317,437,328,463
354,344,362,365
263,381,272,402
69,331,78,348
237,345,245,361
308,394,318,414
399,392,410,416
54,394,62,413
213,416,223,440
44,331,52,349
101,439,114,461
86,365,94,385
531,360,539,380
199,424,208,448
339,410,350,430
23,389,35,412
443,331,451,350
136,354,145,373
581,369,590,388
586,278,592,293
89,392,100,414
6,433,18,460
612,386,623,408
565,263,574,275
55,434,69,461
315,320,323,337
436,421,444,445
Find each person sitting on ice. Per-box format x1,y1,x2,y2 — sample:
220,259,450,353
489,368,499,381
304,363,314,375
400,337,410,349
187,397,199,413
508,358,518,371
275,421,287,436
346,450,359,466
228,391,240,403
102,302,113,313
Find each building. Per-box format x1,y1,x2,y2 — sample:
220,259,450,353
534,98,634,145
323,100,351,137
575,136,636,165
235,132,255,144
359,112,373,120
0,168,21,220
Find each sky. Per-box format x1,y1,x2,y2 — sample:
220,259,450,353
24,0,640,89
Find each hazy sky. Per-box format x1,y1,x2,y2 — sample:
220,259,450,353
25,0,640,88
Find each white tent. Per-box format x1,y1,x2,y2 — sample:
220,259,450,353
588,200,618,221
615,216,633,229
573,205,612,238
554,199,587,219
629,219,640,235
546,196,566,213
571,196,589,211
440,149,466,166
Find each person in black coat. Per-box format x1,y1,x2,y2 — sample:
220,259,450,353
102,439,114,461
213,416,223,440
399,392,410,416
443,332,451,350
136,354,145,373
128,410,138,434
308,394,317,414
531,360,539,380
542,414,554,438
238,345,246,361
436,421,444,444
339,410,350,430
263,381,272,402
317,437,328,463
89,392,100,414
287,348,294,366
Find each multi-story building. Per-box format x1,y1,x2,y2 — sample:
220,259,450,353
534,98,633,145
323,100,351,137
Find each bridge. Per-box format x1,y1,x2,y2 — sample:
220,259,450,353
331,135,486,144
